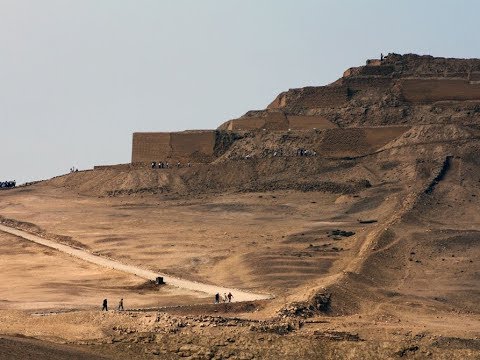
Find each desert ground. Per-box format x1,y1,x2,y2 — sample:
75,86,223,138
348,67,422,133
1,54,480,359
0,150,479,359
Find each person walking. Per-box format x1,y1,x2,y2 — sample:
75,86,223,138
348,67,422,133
227,292,233,303
118,298,124,311
102,298,108,311
223,293,228,303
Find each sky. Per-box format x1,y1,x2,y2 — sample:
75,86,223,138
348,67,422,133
1,0,479,184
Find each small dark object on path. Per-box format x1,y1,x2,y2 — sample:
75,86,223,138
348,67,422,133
357,219,378,224
329,229,355,237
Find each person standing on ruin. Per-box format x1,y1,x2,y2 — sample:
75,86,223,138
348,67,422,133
118,298,124,311
215,293,220,304
102,298,108,311
227,292,233,303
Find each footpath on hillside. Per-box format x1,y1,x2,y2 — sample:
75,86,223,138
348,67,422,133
0,224,273,303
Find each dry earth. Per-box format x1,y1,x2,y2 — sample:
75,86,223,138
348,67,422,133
1,54,480,359
0,150,479,359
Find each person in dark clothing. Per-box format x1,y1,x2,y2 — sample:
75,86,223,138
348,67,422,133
214,293,220,304
118,298,124,311
102,298,108,311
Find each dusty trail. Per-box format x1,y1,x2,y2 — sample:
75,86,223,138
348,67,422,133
0,224,273,302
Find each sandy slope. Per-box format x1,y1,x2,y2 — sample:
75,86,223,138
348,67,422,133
0,224,272,302
0,119,479,358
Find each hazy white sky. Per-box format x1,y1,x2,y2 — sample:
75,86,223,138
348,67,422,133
1,0,478,184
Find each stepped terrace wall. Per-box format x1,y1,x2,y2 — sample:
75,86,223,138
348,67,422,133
219,114,337,131
318,126,410,157
132,131,216,163
267,86,348,110
400,79,480,103
287,115,337,130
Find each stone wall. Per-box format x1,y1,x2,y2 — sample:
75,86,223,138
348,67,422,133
400,79,480,103
131,131,216,163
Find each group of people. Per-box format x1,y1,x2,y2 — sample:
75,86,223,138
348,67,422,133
0,180,16,189
242,147,318,160
215,292,233,304
262,149,284,157
296,148,317,157
151,161,191,169
70,166,79,173
102,298,124,311
101,293,233,310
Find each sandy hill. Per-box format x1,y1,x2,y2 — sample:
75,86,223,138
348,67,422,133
1,54,480,359
33,54,480,317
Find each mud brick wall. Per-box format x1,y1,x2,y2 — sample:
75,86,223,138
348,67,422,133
318,126,409,157
268,86,348,110
345,77,393,92
307,86,349,108
131,131,216,163
357,65,395,76
262,112,289,130
470,72,480,82
445,72,469,79
400,79,480,103
170,131,216,157
287,116,337,130
223,112,288,131
221,114,336,131
225,117,266,131
132,133,171,163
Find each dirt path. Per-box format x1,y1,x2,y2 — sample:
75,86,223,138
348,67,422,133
0,224,273,302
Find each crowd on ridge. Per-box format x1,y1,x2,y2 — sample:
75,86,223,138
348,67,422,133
149,148,318,166
245,148,318,160
151,161,191,169
0,180,16,189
